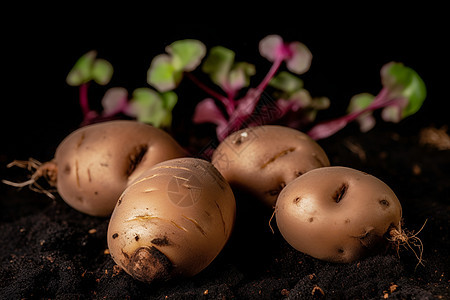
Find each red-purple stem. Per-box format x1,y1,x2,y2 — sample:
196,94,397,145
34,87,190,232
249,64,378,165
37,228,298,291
191,49,287,139
79,83,91,116
186,73,235,116
307,88,404,139
256,57,284,93
228,57,285,130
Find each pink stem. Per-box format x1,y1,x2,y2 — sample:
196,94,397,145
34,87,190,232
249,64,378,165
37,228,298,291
307,88,402,139
186,73,235,116
227,57,285,130
79,83,91,116
335,89,395,124
256,57,284,93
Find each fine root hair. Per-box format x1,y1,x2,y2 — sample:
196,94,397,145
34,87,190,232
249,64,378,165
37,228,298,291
2,158,57,200
388,219,427,270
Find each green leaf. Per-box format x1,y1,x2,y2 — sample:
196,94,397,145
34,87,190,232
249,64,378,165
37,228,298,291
148,40,205,92
167,39,206,72
66,50,114,86
381,105,402,123
161,91,178,111
347,93,375,113
202,46,235,87
228,62,255,91
356,112,376,132
289,89,312,107
347,93,376,131
381,62,426,118
269,71,304,94
311,96,330,110
129,88,166,127
160,91,178,127
66,50,97,86
91,58,113,85
147,54,178,92
127,88,176,128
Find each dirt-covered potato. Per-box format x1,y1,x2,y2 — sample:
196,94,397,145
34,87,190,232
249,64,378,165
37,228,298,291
36,120,187,216
275,166,403,263
212,125,330,207
107,158,236,284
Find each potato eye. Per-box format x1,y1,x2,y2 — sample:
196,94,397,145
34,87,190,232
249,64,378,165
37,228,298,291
127,145,149,176
379,198,390,207
268,189,280,197
294,170,304,177
232,131,249,145
267,182,286,197
333,183,348,203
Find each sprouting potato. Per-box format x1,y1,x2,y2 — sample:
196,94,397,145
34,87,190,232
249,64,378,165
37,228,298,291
4,120,188,217
107,157,236,284
275,166,405,263
212,125,330,207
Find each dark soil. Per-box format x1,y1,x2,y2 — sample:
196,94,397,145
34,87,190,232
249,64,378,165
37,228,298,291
1,20,449,299
1,119,449,299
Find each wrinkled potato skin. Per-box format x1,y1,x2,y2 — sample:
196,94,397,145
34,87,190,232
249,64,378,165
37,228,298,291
107,158,236,281
54,120,187,216
276,167,402,263
212,125,330,207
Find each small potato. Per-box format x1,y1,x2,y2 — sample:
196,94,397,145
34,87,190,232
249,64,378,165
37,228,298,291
51,120,187,216
275,166,403,263
212,125,330,207
107,158,236,284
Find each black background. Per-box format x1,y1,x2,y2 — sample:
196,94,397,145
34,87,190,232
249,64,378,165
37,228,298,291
1,9,449,299
2,14,448,162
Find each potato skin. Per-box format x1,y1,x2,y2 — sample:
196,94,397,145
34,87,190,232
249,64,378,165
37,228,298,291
212,125,330,207
275,167,402,263
107,158,236,282
54,120,187,216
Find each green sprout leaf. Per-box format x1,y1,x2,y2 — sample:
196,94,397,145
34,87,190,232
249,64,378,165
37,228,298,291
66,50,97,86
167,39,206,72
269,71,304,94
228,62,255,91
347,93,376,132
66,50,113,86
202,46,235,87
160,91,178,127
127,88,177,128
347,93,375,113
202,46,255,94
148,39,206,92
381,105,403,123
381,62,426,118
147,54,178,92
91,59,114,85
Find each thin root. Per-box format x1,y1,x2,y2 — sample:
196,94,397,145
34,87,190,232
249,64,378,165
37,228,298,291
2,158,57,200
268,206,277,234
387,219,427,270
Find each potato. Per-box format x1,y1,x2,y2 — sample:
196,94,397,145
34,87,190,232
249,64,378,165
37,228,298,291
22,120,187,216
107,157,236,283
212,125,330,207
275,166,403,263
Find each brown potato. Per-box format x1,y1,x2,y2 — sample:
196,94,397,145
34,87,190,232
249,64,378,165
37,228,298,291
54,120,187,216
275,166,403,263
107,158,236,283
212,125,330,207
